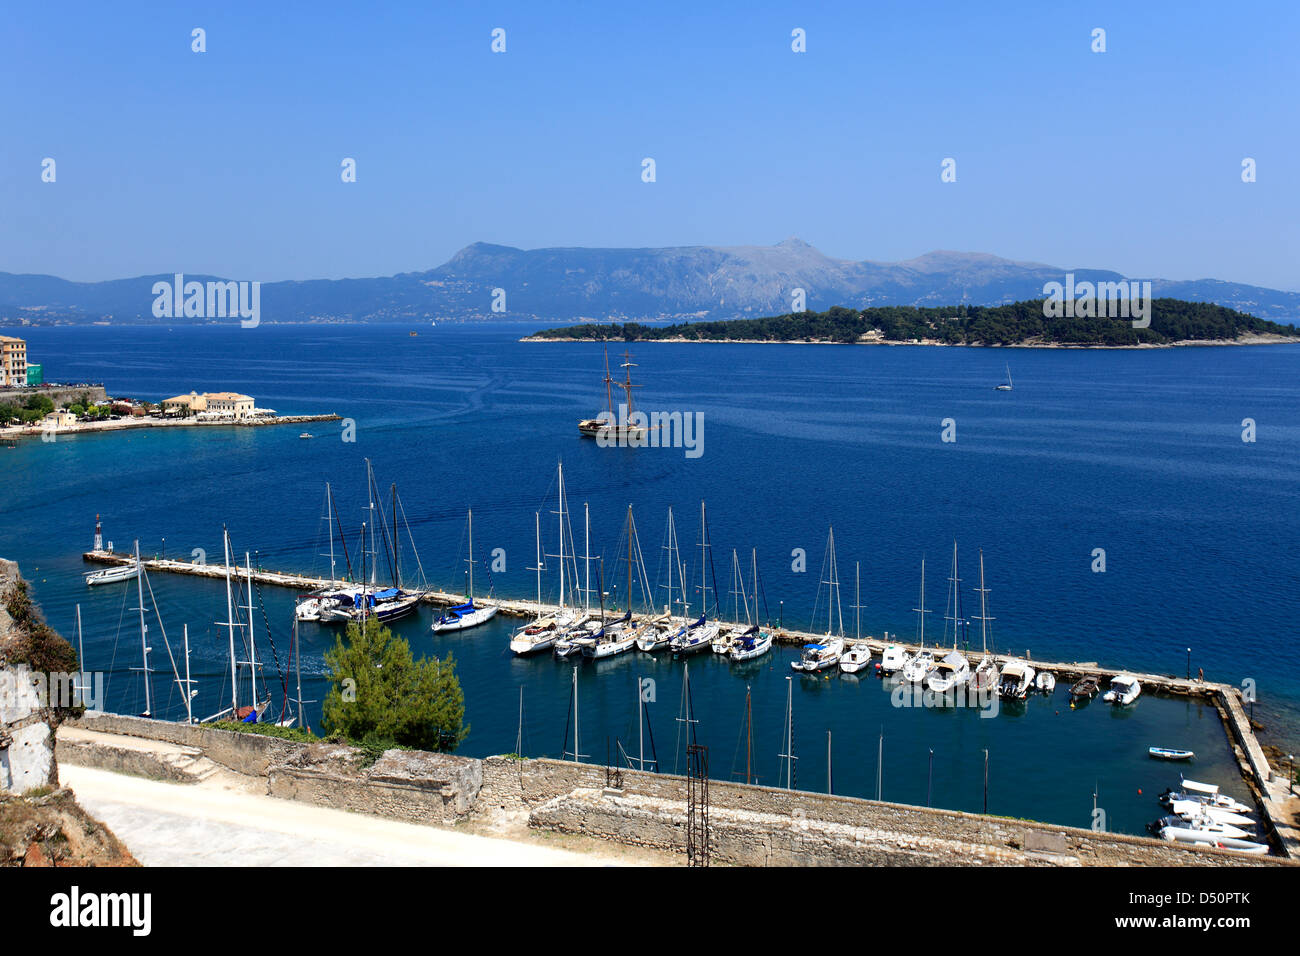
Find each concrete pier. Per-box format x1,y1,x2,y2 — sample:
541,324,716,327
80,548,1298,858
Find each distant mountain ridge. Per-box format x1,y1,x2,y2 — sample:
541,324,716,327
2,239,1297,325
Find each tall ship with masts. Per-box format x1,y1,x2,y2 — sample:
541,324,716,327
578,347,650,440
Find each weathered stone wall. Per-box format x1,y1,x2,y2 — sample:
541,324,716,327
267,744,481,825
72,711,301,776
487,757,1289,867
0,559,61,794
58,718,1292,866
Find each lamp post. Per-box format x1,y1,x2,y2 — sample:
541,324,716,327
1289,755,1295,795
1186,647,1191,680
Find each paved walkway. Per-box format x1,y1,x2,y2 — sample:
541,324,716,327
61,765,621,867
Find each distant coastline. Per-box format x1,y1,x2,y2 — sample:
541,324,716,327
521,332,1300,348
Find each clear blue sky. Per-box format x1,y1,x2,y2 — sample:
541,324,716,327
2,1,1297,289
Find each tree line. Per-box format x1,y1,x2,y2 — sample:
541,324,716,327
532,299,1300,346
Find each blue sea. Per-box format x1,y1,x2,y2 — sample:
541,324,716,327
3,322,1298,836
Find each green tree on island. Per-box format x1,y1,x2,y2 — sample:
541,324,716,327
321,618,467,753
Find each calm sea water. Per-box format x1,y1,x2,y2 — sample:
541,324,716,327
3,322,1298,836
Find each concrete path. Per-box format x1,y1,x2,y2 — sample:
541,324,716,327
61,764,621,867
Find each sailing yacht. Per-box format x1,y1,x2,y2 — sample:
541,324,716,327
926,542,971,693
433,509,499,632
296,483,352,622
995,363,1013,391
578,347,650,440
792,526,845,673
639,506,688,652
901,557,934,683
729,549,774,663
670,502,720,655
839,560,872,673
969,550,1000,696
85,561,140,586
511,512,561,655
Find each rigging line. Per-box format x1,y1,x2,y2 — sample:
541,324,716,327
140,565,184,717
104,572,131,708
395,491,429,589
252,577,289,707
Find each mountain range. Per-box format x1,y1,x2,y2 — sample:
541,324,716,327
2,239,1297,325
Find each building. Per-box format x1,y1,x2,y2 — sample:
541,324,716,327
161,391,256,419
0,336,27,388
161,391,208,416
42,410,77,430
202,392,255,419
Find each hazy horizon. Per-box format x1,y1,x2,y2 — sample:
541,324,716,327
3,2,1297,290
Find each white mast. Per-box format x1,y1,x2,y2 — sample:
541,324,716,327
913,557,931,649
134,540,151,717
181,624,194,724
245,551,258,708
583,502,591,614
224,529,238,717
532,512,542,608
467,508,474,603
326,483,336,584
73,604,87,706
974,549,993,654
294,614,304,728
557,463,566,610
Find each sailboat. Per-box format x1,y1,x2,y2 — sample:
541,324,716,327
296,483,352,622
792,526,845,672
433,509,499,632
318,462,420,624
969,549,1000,695
927,541,971,693
714,549,753,654
547,463,592,658
203,528,270,724
578,346,650,440
510,512,560,655
839,560,872,673
638,506,687,653
995,363,1013,391
670,501,720,655
900,557,935,683
729,549,773,662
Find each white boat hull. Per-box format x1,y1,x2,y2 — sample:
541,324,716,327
432,604,499,632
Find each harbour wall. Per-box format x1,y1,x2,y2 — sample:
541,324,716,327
59,713,1293,866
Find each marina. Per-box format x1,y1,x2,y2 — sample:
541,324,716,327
79,541,1299,858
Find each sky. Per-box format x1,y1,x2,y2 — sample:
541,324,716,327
2,1,1297,289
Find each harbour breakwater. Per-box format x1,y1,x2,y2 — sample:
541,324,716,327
58,712,1294,866
3,412,340,439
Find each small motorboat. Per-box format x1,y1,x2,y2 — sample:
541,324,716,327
1069,675,1100,701
636,621,677,653
998,660,1036,700
1160,781,1253,815
1035,671,1056,694
878,644,907,675
1167,800,1254,827
299,432,313,439
1149,747,1194,761
925,650,971,693
85,563,141,586
1103,674,1141,705
1170,836,1269,856
509,617,559,655
1149,813,1251,842
901,649,935,684
839,641,873,674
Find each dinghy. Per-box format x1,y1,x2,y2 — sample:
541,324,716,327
1148,746,1194,761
